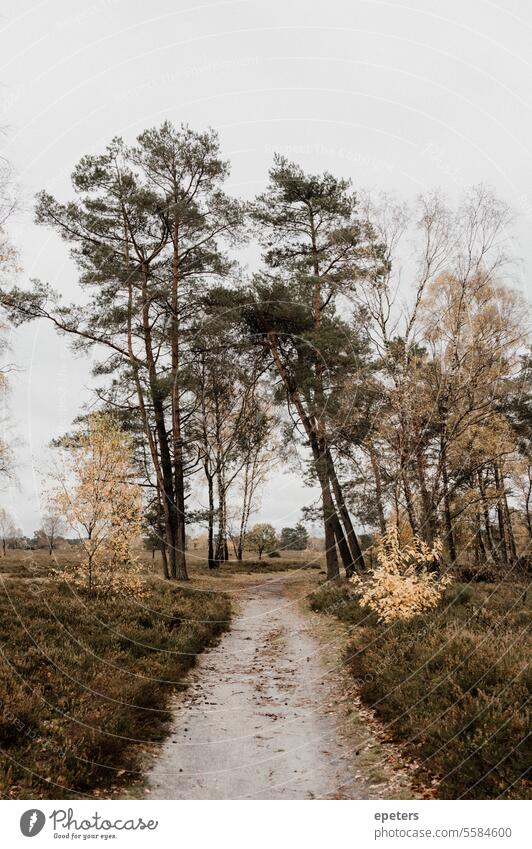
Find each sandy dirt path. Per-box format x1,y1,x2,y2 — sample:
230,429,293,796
142,575,411,800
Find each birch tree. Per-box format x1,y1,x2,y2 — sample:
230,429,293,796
51,413,144,596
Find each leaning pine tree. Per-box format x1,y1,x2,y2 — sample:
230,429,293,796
246,157,384,578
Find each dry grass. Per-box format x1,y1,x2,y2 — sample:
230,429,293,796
0,552,231,799
309,580,531,799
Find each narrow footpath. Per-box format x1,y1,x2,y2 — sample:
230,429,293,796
141,574,413,800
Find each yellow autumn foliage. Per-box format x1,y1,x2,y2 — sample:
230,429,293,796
350,527,450,623
51,413,145,597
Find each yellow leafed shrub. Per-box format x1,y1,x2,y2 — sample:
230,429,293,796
350,526,450,623
51,413,146,597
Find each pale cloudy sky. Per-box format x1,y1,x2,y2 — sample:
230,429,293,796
0,0,531,534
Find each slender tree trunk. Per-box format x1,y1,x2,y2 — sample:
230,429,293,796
215,463,227,563
503,493,517,562
325,447,365,573
477,470,499,564
441,457,457,564
212,390,228,564
237,453,255,561
498,468,517,562
402,469,419,537
122,217,177,581
493,462,511,566
228,533,238,560
525,475,532,540
87,532,93,593
398,417,419,536
496,499,508,565
206,470,216,569
174,472,187,578
160,543,169,579
439,427,457,564
169,221,188,581
393,483,401,531
141,268,184,580
414,437,438,544
475,509,487,567
310,212,340,580
265,331,339,580
332,515,355,577
316,452,340,580
369,447,387,535
155,479,169,580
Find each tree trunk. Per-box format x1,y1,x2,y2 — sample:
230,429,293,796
155,479,170,579
141,268,185,580
266,331,339,580
438,425,457,564
170,221,188,581
214,464,228,563
236,453,255,563
160,542,169,580
493,462,511,566
477,470,499,563
206,470,217,569
414,437,438,545
124,233,184,582
525,475,532,540
87,535,93,593
398,417,419,537
441,457,457,564
332,516,355,577
402,469,419,537
174,475,188,579
393,483,401,531
326,447,365,573
369,447,387,535
496,500,508,565
316,454,340,580
503,493,517,562
497,465,517,563
309,212,340,581
476,509,487,561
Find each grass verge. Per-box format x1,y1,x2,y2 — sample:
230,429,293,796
309,580,531,799
0,576,230,799
206,559,322,575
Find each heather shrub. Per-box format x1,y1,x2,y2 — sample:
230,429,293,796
310,579,530,798
0,578,230,798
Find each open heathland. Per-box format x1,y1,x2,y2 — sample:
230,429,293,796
309,580,531,799
0,568,230,799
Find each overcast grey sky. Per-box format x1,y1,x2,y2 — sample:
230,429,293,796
1,0,531,535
